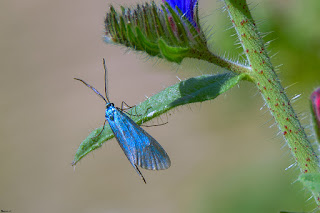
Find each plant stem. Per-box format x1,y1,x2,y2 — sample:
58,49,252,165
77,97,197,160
223,0,320,206
190,48,251,76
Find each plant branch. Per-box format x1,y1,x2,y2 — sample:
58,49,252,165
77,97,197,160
223,0,320,207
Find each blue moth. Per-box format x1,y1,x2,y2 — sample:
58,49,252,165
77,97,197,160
74,59,171,183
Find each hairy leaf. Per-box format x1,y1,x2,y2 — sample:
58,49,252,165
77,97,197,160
72,73,246,165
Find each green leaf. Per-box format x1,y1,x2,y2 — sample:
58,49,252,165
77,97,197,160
158,39,190,63
135,27,159,56
299,173,320,193
72,73,247,165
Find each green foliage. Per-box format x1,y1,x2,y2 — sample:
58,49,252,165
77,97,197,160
104,2,207,64
224,0,320,208
72,73,246,165
74,0,320,211
299,173,320,194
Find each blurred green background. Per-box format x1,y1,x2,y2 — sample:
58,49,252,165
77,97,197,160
1,0,320,212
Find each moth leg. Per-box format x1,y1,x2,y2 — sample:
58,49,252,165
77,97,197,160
92,120,107,138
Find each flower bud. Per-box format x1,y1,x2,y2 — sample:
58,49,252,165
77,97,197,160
311,87,320,140
104,1,207,63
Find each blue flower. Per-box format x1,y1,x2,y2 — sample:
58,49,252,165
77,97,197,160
163,0,198,27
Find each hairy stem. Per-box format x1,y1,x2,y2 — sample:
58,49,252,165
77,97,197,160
190,48,250,75
223,0,320,207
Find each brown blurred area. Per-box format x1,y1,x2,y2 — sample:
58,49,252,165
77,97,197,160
0,0,315,213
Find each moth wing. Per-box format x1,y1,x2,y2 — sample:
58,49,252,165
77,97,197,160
110,110,171,171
